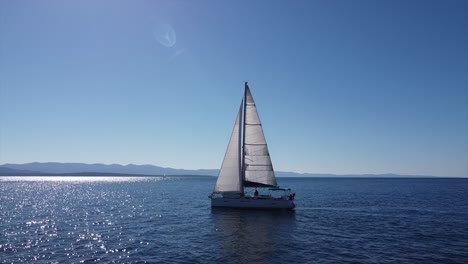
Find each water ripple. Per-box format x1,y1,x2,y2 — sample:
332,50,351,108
1,177,468,263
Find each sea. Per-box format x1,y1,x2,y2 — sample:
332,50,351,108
1,177,467,263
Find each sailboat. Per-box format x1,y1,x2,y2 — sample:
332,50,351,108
210,82,295,209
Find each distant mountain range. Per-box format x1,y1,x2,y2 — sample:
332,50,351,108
0,162,217,176
0,162,440,177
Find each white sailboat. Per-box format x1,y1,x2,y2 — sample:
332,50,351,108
210,82,295,210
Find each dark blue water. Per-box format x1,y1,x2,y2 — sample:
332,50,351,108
1,177,468,263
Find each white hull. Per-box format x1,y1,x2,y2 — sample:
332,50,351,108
211,196,295,210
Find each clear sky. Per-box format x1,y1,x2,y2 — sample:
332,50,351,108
1,0,467,176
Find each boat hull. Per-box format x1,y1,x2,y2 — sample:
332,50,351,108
211,197,295,210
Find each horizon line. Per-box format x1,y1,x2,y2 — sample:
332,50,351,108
1,161,466,178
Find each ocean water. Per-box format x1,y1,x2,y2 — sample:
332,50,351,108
1,177,467,263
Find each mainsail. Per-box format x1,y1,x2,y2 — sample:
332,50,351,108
243,85,278,187
213,102,243,193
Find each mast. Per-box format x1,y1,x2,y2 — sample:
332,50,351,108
238,99,244,196
241,82,248,195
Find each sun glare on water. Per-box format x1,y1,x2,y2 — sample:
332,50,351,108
0,176,162,182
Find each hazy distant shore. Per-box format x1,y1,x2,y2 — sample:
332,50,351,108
0,162,464,178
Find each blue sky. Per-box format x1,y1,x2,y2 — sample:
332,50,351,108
1,0,467,176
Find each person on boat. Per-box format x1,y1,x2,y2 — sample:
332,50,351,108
254,189,259,197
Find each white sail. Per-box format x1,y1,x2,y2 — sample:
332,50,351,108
243,86,278,187
214,102,243,193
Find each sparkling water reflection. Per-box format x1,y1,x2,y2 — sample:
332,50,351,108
0,176,161,182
